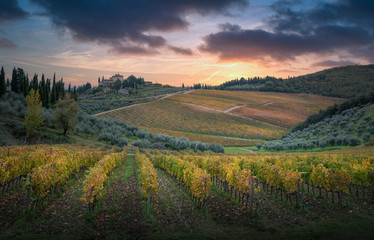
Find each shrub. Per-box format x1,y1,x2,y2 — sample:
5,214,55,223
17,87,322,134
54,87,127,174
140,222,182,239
362,132,371,142
349,136,361,146
132,139,151,148
151,142,165,149
209,143,225,153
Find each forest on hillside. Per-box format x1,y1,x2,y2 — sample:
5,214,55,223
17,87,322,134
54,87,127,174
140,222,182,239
219,65,374,98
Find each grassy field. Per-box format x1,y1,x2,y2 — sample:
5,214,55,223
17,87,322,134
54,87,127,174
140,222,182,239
99,90,343,146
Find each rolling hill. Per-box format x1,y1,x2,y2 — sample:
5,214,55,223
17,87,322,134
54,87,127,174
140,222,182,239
98,90,344,146
262,94,374,151
220,64,374,98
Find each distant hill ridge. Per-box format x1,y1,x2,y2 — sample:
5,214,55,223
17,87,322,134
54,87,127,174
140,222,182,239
220,64,374,98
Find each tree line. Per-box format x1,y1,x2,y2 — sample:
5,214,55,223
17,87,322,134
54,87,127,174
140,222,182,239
0,66,77,107
218,65,374,98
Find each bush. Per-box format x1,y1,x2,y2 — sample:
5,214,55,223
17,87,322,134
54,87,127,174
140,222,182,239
0,92,26,117
132,139,151,148
349,136,361,146
362,132,371,142
41,107,53,126
209,143,225,153
151,142,165,149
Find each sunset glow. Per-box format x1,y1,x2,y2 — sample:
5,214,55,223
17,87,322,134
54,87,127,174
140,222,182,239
0,0,373,87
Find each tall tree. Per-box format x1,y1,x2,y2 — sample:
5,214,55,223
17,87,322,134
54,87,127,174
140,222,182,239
39,74,46,107
0,67,6,97
11,67,19,93
24,89,44,137
51,73,57,105
72,86,77,101
45,78,51,108
31,73,38,91
51,94,79,136
23,74,29,96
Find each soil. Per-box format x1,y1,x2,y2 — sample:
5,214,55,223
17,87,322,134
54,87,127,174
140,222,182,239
94,156,148,239
152,169,206,233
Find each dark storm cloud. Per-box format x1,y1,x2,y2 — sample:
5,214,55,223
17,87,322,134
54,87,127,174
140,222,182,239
169,46,193,55
30,0,247,55
0,0,28,23
0,37,17,49
200,0,374,62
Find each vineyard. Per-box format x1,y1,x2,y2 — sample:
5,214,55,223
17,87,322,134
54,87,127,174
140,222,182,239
100,97,286,141
1,145,374,239
168,90,344,128
98,90,343,147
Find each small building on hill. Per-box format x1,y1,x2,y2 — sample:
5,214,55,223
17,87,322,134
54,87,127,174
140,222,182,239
99,73,124,87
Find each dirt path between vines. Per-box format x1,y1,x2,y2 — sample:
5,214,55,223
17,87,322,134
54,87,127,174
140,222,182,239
152,170,206,234
95,155,147,239
0,189,29,231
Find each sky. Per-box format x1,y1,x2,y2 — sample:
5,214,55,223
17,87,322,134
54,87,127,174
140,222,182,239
0,0,373,87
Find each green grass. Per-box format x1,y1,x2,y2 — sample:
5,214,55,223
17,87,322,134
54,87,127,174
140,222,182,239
224,147,253,154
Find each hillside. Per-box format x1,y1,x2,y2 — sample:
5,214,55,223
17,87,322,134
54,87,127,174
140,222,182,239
262,101,374,151
220,64,374,98
99,90,343,146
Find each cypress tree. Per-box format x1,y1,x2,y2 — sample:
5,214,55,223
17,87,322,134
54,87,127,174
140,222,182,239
31,73,38,91
45,78,51,108
39,74,46,107
11,67,19,93
73,86,77,101
24,74,29,96
60,78,65,98
19,70,25,95
51,73,57,105
0,67,6,97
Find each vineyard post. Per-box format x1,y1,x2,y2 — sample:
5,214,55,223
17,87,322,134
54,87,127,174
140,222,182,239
147,175,153,215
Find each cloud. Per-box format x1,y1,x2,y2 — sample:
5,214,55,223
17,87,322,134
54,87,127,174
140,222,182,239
0,38,17,49
0,0,28,23
30,0,247,55
200,1,374,62
107,45,158,56
312,60,357,67
169,46,193,55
